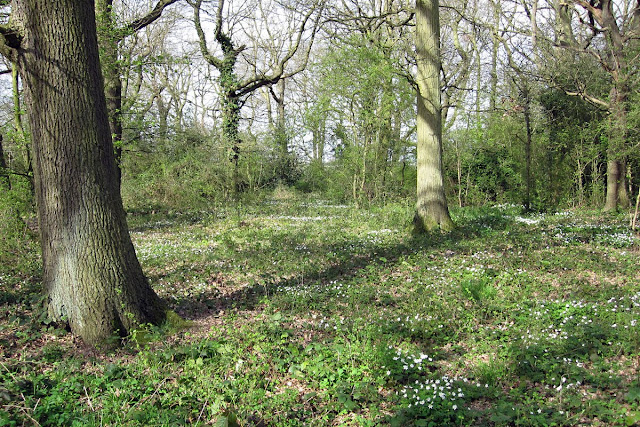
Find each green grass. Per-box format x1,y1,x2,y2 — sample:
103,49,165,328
1,197,639,426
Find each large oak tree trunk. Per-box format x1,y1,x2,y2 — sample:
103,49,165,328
12,0,166,346
414,0,454,232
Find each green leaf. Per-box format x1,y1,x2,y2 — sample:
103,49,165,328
212,416,229,427
625,388,640,403
626,411,640,427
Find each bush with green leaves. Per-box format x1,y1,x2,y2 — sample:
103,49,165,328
0,177,37,274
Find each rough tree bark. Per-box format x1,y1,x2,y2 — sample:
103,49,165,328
0,0,167,346
414,0,454,232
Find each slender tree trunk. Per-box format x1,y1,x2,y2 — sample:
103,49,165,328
12,64,33,193
311,119,326,165
0,134,10,190
264,87,274,128
316,117,326,165
489,0,501,113
455,135,462,208
414,0,454,232
12,65,25,145
12,65,25,139
632,187,639,231
379,77,394,199
152,81,170,139
474,37,482,120
11,0,166,346
311,129,318,162
604,158,617,210
273,79,290,182
523,86,533,212
95,0,123,185
361,134,369,201
591,155,602,205
576,157,584,206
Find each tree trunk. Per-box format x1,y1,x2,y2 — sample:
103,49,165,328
523,86,533,212
95,0,124,186
414,0,454,232
604,86,630,211
12,64,33,193
632,187,639,231
0,134,10,190
604,158,629,211
273,79,290,182
576,156,584,206
153,82,170,139
217,55,242,194
489,0,501,113
455,134,462,208
11,0,166,346
223,90,242,195
554,1,575,46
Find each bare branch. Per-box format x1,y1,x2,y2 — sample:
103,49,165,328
236,4,323,98
571,0,603,21
125,0,181,37
190,0,223,68
563,89,610,109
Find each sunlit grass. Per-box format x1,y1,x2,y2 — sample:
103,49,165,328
1,200,639,425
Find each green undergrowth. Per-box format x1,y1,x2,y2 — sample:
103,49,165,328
1,199,639,426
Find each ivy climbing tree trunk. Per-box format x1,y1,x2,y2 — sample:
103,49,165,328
0,0,167,347
0,134,10,189
414,0,454,232
11,64,33,193
191,0,321,195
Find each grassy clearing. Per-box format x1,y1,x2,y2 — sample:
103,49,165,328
1,197,640,426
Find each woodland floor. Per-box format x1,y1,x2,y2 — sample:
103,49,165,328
1,195,640,426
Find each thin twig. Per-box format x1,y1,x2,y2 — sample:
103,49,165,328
4,403,42,426
84,386,95,411
126,377,168,414
632,188,640,231
196,397,209,424
0,360,17,381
